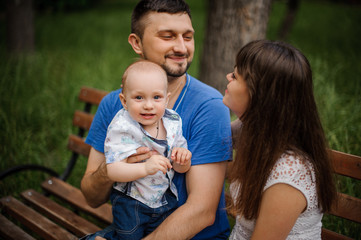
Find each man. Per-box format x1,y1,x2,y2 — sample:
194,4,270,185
80,0,232,239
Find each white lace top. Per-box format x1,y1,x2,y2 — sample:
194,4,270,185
229,152,323,240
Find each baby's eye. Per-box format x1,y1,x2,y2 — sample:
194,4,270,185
135,96,142,100
232,73,236,79
154,95,162,100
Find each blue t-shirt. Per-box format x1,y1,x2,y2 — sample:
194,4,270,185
86,73,233,239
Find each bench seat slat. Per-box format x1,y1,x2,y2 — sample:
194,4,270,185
79,86,108,105
67,134,91,157
0,196,77,240
0,214,36,240
21,189,101,237
41,177,112,225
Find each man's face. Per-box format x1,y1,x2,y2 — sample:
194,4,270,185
139,12,195,78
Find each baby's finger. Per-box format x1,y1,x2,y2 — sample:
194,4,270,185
165,158,172,169
171,148,179,160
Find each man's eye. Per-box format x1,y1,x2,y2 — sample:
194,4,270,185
161,35,172,39
184,35,193,41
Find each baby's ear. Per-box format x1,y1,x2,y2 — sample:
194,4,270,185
166,92,171,106
119,93,127,110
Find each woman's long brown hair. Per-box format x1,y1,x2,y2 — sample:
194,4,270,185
229,40,337,220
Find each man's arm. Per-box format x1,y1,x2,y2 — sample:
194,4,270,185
81,147,113,208
143,161,227,240
81,147,154,208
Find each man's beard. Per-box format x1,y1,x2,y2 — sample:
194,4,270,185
143,52,192,78
161,60,192,78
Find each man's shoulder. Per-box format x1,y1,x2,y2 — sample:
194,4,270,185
101,88,122,103
98,88,122,113
187,75,223,100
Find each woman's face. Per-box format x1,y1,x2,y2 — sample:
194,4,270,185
223,67,250,118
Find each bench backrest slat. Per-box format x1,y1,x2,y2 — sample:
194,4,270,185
330,149,361,181
78,86,108,105
67,135,91,157
73,111,94,131
329,193,361,224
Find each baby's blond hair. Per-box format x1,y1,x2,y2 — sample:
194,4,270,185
121,59,167,95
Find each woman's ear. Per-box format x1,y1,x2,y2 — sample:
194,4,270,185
119,93,127,110
128,33,143,56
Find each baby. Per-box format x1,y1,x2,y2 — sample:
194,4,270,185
102,60,191,240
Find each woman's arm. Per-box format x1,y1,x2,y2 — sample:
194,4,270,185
251,183,307,240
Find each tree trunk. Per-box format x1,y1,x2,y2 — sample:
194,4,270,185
278,0,299,40
6,0,35,55
199,0,272,93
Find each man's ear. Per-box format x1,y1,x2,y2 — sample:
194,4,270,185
119,93,127,110
128,33,143,56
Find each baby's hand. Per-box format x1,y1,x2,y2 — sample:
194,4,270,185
171,147,192,166
145,155,172,175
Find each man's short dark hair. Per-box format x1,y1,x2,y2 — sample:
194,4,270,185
131,0,191,39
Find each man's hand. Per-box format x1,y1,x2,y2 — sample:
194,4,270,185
81,147,157,207
126,146,157,163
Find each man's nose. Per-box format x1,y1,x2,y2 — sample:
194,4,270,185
173,36,187,53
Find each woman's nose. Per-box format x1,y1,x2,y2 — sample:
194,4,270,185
226,73,233,82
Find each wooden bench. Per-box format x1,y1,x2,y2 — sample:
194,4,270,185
0,86,360,239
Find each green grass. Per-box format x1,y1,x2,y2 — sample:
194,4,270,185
0,0,360,238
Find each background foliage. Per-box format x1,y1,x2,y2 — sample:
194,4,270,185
0,0,360,238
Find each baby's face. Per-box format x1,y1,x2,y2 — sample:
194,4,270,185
121,70,169,127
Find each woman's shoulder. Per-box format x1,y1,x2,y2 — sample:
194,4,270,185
272,152,313,176
267,151,315,189
266,152,318,212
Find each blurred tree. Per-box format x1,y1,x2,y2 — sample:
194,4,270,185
200,0,272,92
6,0,35,55
278,0,299,40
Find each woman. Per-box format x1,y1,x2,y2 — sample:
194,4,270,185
223,40,336,239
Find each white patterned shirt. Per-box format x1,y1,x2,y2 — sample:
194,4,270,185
104,108,187,208
229,152,323,239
